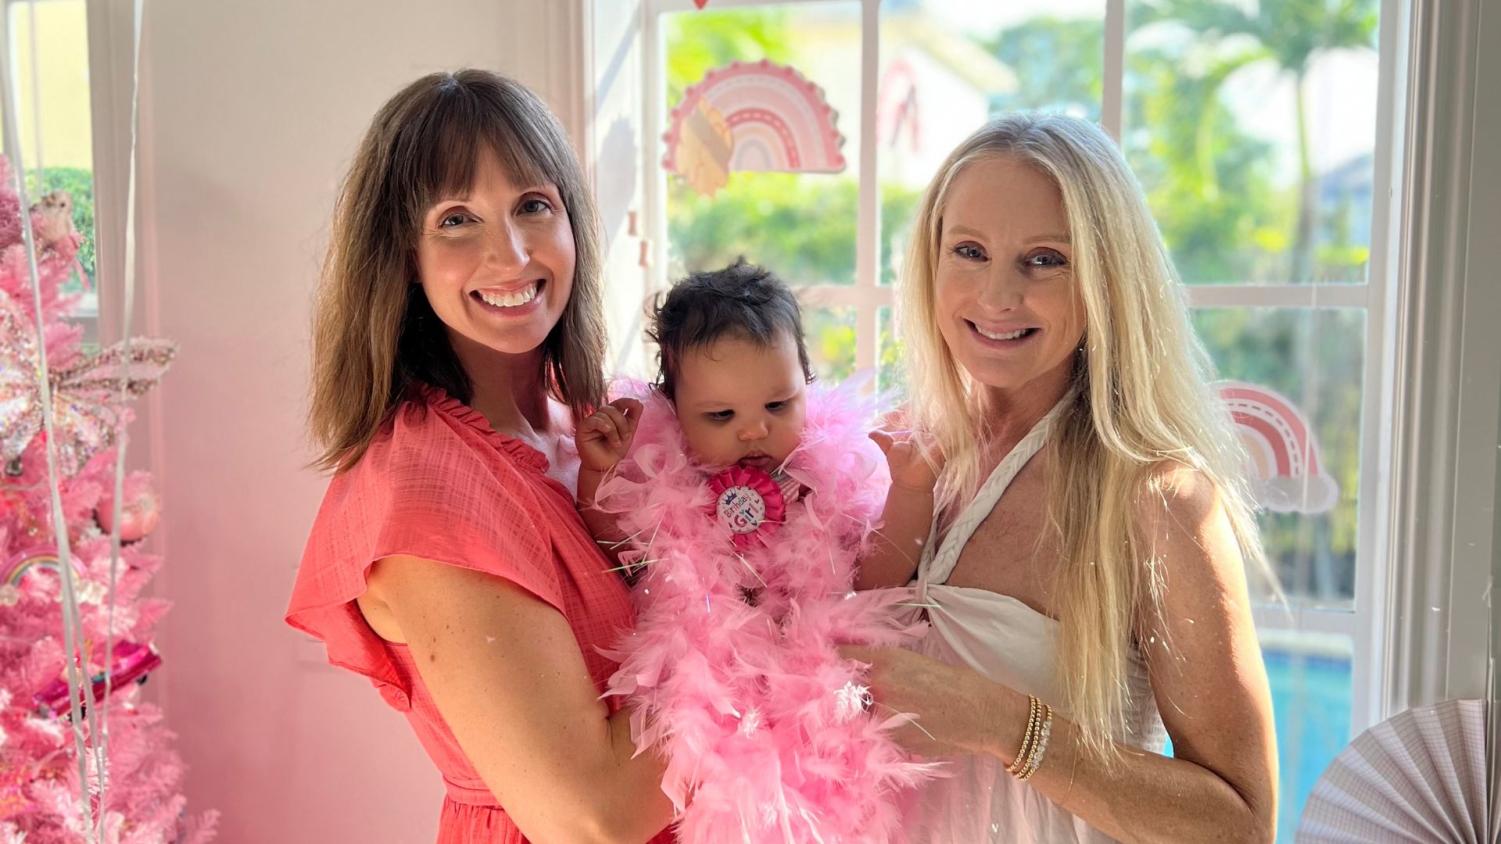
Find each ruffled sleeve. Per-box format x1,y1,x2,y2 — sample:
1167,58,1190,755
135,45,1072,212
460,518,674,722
285,393,561,710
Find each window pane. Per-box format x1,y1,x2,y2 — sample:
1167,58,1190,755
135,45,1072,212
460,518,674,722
1193,307,1365,607
877,3,1105,285
803,305,856,384
1199,304,1368,839
7,0,96,311
1125,0,1382,284
877,305,905,399
1262,629,1352,843
663,2,861,286
668,171,858,285
879,182,922,287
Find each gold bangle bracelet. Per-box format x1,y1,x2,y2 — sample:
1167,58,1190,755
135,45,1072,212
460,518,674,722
1018,704,1054,781
1025,705,1054,780
1007,697,1038,775
1007,695,1042,775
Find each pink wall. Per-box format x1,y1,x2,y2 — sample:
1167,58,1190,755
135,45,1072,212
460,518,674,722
132,2,572,839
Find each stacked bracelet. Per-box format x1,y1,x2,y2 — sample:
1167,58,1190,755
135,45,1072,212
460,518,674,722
1006,696,1042,776
1007,695,1054,781
1018,703,1053,781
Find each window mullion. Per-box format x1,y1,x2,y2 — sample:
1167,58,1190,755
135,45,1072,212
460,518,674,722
1102,0,1126,140
1349,0,1412,733
643,3,666,301
855,0,879,373
796,285,890,308
1186,283,1369,310
652,0,834,10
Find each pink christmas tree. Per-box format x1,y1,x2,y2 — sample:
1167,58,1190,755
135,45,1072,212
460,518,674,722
0,155,216,843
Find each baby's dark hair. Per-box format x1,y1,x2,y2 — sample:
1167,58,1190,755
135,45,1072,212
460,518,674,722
649,258,813,399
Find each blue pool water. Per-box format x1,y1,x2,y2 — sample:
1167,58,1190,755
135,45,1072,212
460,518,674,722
1265,648,1352,842
1167,649,1352,842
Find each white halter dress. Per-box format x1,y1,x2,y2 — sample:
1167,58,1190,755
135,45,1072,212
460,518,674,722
905,397,1167,843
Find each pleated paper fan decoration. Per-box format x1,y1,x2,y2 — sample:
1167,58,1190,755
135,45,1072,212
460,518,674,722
1298,699,1492,842
663,59,846,196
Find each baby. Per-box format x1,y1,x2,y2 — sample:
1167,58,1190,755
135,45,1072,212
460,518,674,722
576,259,940,843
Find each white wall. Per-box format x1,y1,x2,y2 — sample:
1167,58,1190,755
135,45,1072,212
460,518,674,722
1380,0,1501,714
123,2,581,840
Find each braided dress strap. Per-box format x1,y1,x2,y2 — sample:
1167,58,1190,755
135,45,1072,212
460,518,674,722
918,394,1076,593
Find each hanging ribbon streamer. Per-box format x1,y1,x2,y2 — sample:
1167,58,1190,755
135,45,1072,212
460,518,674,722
97,2,147,838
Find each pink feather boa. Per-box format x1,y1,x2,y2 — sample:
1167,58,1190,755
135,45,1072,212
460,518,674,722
598,381,939,843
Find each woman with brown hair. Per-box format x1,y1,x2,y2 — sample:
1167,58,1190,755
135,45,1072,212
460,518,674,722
286,70,672,843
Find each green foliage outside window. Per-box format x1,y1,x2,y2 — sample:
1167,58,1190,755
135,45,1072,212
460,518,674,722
662,2,1378,604
28,166,94,291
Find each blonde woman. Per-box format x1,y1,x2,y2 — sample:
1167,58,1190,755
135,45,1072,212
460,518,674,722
286,71,671,843
851,114,1278,842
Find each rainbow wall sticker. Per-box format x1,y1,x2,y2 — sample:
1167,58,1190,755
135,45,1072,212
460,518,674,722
663,60,847,196
1218,381,1339,514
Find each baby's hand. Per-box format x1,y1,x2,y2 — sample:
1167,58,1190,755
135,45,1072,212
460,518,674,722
578,398,644,473
870,427,944,493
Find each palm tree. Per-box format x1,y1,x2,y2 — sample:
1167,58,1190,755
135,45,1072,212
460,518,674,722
1134,0,1377,282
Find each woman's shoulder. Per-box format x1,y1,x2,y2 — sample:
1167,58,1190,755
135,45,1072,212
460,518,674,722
296,393,559,610
1136,461,1222,525
1132,461,1249,589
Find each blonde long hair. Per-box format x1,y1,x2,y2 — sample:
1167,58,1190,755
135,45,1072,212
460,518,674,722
309,70,607,472
900,113,1268,761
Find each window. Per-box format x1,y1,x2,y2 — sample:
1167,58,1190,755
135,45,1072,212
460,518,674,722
650,1,881,385
638,1,1402,838
1120,5,1390,838
0,0,97,336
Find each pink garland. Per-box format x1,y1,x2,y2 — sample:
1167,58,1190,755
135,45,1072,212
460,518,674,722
598,382,938,843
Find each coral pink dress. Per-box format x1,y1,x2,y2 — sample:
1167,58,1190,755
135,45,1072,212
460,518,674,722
287,387,672,843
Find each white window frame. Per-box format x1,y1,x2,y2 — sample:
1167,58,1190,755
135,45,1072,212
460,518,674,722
1377,0,1499,715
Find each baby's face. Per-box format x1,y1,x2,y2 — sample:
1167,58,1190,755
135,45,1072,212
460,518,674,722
672,331,807,471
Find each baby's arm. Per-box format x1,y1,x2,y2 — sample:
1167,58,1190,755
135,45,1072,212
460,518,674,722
575,398,643,558
856,430,942,589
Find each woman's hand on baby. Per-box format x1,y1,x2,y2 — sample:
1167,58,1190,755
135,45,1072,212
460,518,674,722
870,427,944,493
841,644,973,758
577,398,644,473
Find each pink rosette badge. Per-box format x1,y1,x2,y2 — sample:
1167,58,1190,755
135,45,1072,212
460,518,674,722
707,464,786,549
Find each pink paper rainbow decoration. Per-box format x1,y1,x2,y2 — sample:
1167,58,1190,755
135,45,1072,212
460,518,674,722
663,59,847,178
1218,381,1339,514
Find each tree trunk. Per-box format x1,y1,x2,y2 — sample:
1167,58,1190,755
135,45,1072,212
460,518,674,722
1291,68,1319,282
